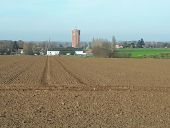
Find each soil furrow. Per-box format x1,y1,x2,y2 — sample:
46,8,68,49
4,62,35,84
0,85,170,92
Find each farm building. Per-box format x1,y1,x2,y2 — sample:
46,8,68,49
47,51,60,56
115,44,123,49
75,51,86,56
18,48,24,54
47,47,84,55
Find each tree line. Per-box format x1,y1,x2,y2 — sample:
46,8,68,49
90,37,170,58
0,38,169,57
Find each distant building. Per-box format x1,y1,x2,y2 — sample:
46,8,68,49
75,51,86,56
47,47,84,56
72,29,80,48
115,44,123,49
47,51,60,56
18,48,24,54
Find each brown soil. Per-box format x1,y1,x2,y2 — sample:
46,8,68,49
0,56,170,128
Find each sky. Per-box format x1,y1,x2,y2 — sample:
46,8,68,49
0,0,170,42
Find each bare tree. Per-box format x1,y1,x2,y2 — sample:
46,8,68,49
23,43,34,55
112,36,116,51
91,39,112,58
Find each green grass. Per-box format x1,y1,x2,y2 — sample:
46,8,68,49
116,48,170,58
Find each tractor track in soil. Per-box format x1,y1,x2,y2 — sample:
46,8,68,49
41,56,50,86
55,57,87,85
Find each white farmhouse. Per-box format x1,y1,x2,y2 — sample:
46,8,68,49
18,48,24,54
115,45,123,49
75,51,86,56
47,51,60,56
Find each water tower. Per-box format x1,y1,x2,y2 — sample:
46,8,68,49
72,29,80,48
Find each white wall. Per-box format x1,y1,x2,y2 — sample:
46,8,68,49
75,51,86,55
47,51,60,56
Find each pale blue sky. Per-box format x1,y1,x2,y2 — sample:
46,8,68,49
0,0,170,41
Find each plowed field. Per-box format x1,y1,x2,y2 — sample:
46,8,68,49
1,56,170,128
